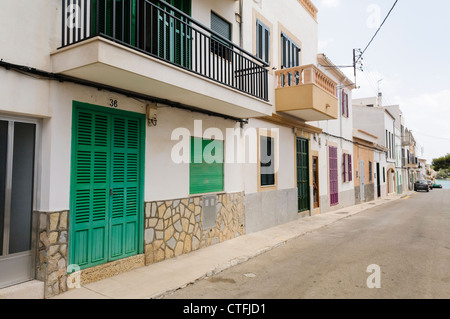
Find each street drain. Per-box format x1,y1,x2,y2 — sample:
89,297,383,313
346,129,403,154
337,212,349,215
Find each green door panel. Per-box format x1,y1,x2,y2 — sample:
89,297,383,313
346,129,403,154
71,110,110,268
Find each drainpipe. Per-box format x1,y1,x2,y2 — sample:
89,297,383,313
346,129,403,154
238,0,243,48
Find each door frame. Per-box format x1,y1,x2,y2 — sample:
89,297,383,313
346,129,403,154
312,156,319,209
69,101,145,270
376,162,381,198
0,114,41,289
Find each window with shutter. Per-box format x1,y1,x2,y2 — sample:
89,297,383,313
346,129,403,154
260,135,276,187
341,90,349,118
189,137,224,195
210,12,232,60
256,19,270,64
343,153,347,183
281,32,300,69
348,154,353,182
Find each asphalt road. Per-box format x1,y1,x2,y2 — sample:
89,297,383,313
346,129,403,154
163,189,450,299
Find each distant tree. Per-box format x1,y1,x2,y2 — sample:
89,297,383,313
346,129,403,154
436,169,449,180
432,154,450,171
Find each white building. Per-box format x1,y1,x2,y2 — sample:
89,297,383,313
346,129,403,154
353,98,397,195
1,0,345,298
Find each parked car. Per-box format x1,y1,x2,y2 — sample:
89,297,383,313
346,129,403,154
427,180,433,190
433,183,443,189
414,180,429,192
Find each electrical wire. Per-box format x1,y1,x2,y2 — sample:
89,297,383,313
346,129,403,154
356,0,399,64
410,131,450,141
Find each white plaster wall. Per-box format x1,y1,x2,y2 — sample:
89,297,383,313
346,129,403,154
146,107,244,202
193,0,240,43
33,80,246,211
40,81,146,212
242,0,318,66
353,106,386,145
241,0,319,110
0,0,60,70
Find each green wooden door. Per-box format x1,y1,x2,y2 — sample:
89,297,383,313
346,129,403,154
70,103,144,270
296,137,310,213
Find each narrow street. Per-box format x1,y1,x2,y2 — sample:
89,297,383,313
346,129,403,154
163,189,450,299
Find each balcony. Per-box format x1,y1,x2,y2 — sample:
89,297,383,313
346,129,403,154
52,0,271,118
274,65,338,121
402,135,413,147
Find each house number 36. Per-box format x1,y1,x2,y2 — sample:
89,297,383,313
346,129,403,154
109,99,118,108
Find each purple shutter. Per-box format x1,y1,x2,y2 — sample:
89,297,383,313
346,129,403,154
348,154,353,182
345,93,349,117
341,90,345,116
329,146,339,206
343,153,347,182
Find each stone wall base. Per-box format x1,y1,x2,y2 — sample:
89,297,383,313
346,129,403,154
144,192,245,266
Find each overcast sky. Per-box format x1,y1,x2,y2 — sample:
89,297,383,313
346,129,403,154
316,0,450,164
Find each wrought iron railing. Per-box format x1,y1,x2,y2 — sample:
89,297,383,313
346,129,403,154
61,0,269,101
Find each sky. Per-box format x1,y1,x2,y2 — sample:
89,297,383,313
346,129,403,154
316,0,450,164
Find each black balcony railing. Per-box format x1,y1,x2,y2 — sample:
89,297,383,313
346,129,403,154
61,0,269,101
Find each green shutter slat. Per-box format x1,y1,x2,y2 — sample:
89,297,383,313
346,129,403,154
190,137,224,194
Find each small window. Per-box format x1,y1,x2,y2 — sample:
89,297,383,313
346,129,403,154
369,161,373,182
341,90,349,118
256,19,270,64
210,12,232,60
190,137,224,195
260,135,275,187
343,153,353,182
281,32,300,69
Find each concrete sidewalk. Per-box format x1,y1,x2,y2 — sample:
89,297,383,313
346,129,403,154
53,192,413,299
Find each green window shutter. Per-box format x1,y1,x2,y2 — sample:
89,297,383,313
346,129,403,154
190,137,224,195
